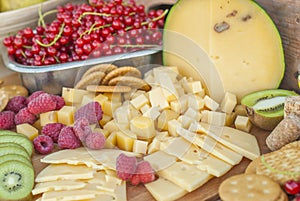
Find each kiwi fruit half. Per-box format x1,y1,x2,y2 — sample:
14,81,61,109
0,135,33,156
0,145,30,160
0,160,34,200
0,154,32,168
241,89,298,130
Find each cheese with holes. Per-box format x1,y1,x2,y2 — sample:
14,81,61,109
200,123,260,160
158,161,212,192
145,177,187,201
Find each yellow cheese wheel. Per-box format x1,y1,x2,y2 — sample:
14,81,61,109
163,0,285,102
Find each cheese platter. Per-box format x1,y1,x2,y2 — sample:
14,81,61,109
0,0,299,201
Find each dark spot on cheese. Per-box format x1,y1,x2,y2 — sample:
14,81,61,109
226,10,238,18
242,15,252,22
214,21,230,33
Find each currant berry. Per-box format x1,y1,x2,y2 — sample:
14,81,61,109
284,180,300,195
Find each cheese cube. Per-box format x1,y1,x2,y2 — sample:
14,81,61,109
184,108,202,122
102,100,122,117
130,94,149,110
128,104,142,119
234,104,248,116
33,119,42,132
155,131,169,141
225,112,237,126
220,92,237,113
16,123,39,141
104,132,117,149
204,95,219,111
103,92,122,102
177,115,194,129
187,81,203,94
93,94,108,106
93,128,109,138
57,106,75,125
234,115,252,132
148,87,169,110
157,161,212,192
144,74,155,85
156,72,178,101
145,178,187,201
180,77,192,93
143,106,160,120
62,88,92,106
103,120,129,133
187,95,205,111
157,110,180,131
80,94,95,106
130,116,156,140
206,111,227,126
147,138,161,154
40,111,58,126
167,119,182,137
174,84,185,97
140,104,151,114
153,67,178,83
114,106,129,124
99,114,112,127
133,140,148,154
200,110,209,122
116,131,137,152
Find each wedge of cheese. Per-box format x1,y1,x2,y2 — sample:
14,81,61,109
200,123,260,160
157,161,213,192
145,177,187,201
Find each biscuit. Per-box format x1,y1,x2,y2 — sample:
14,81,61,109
81,64,118,79
86,85,132,93
101,66,142,85
219,174,282,201
245,157,261,174
108,76,151,91
280,140,300,150
256,148,300,184
0,85,28,98
0,93,9,112
74,71,106,89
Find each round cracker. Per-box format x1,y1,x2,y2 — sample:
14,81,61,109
0,85,28,98
245,157,260,174
108,76,151,91
86,85,132,93
280,140,300,150
0,92,9,112
75,71,106,89
81,64,118,79
101,66,142,85
219,174,282,201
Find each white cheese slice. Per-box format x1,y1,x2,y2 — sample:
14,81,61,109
32,180,86,195
144,150,177,172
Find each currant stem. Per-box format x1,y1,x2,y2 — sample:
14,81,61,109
80,24,111,38
78,12,111,23
38,5,46,28
38,10,58,27
35,23,65,47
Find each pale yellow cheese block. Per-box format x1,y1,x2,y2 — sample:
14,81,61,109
35,164,95,182
32,180,86,195
177,127,243,165
200,123,260,160
41,189,96,201
40,147,104,170
145,177,188,201
162,137,192,159
16,123,38,141
144,150,177,172
157,161,213,192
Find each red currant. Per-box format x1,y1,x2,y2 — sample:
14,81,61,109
284,180,300,195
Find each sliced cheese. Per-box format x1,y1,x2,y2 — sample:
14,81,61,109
32,180,86,195
163,137,192,158
145,177,187,201
144,150,177,172
200,123,260,160
41,189,96,201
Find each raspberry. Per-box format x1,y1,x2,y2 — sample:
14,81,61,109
14,107,37,125
0,111,15,129
116,153,137,181
51,95,65,110
27,93,57,115
26,91,46,104
33,135,54,155
5,96,27,113
58,126,81,149
85,132,106,150
131,161,155,185
74,101,103,124
42,123,66,143
73,117,92,142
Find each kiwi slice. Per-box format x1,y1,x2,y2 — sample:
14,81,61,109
0,145,30,161
0,154,32,168
0,135,33,156
0,130,20,136
0,160,34,200
241,89,298,130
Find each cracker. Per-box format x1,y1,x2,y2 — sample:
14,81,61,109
277,191,288,201
0,93,9,112
256,148,300,184
0,85,28,98
219,174,282,201
108,76,151,91
81,64,118,79
75,71,106,89
245,157,260,174
280,140,300,150
101,66,142,85
86,85,132,93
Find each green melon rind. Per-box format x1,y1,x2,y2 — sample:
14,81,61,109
0,160,34,200
0,135,33,157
